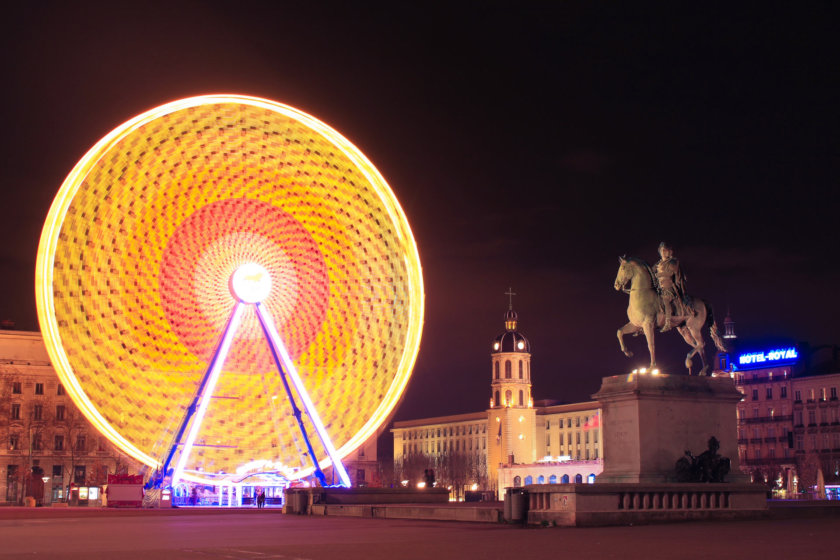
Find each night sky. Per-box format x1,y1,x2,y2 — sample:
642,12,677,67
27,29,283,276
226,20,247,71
1,3,837,425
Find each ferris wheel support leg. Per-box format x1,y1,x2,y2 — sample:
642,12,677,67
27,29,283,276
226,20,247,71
167,303,246,488
255,302,352,488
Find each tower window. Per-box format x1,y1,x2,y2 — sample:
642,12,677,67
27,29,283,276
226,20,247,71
505,390,512,406
494,391,500,407
505,360,511,379
519,390,524,406
494,362,500,379
519,361,523,379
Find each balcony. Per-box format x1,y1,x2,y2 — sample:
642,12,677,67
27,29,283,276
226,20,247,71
741,458,794,466
742,415,792,424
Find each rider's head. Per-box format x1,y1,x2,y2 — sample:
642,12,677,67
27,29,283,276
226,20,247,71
658,242,673,258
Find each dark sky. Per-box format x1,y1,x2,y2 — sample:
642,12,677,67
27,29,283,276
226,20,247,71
1,3,837,425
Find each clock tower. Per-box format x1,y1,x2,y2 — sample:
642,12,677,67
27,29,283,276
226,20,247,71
487,291,536,487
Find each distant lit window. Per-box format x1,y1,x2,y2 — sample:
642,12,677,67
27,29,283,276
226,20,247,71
33,405,43,421
10,404,20,420
54,435,64,451
56,405,65,421
35,383,44,395
12,382,21,394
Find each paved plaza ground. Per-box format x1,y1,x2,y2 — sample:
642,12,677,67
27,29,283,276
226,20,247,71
0,507,837,559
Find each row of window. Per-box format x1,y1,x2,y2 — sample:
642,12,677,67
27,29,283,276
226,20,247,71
545,416,593,429
750,386,788,400
512,473,596,486
493,389,528,407
9,404,67,421
740,425,791,439
493,359,529,380
743,433,840,456
8,382,65,396
6,464,87,484
794,408,839,426
546,431,599,446
403,437,487,455
402,424,486,440
544,448,600,460
749,385,839,402
9,433,88,452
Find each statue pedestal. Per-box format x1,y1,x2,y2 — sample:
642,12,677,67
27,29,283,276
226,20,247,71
592,372,750,484
519,373,765,526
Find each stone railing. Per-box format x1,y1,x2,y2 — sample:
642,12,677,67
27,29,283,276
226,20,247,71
520,482,767,526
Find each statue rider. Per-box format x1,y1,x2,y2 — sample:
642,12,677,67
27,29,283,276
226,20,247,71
654,241,686,332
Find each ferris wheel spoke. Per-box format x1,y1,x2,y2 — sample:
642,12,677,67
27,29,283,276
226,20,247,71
170,303,246,487
255,302,352,487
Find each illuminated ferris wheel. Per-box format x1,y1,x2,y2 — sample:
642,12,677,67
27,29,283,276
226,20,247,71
35,95,424,488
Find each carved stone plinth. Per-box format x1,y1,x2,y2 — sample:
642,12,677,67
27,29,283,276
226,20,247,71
592,372,749,484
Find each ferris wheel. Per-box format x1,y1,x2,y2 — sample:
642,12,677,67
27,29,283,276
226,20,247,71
35,95,424,487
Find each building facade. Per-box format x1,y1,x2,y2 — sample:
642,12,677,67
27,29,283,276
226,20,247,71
729,343,840,496
0,330,142,505
393,306,602,495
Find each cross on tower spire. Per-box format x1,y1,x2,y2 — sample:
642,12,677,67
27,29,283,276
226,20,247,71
505,287,516,310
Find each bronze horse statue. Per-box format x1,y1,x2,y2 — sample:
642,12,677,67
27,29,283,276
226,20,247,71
614,256,726,375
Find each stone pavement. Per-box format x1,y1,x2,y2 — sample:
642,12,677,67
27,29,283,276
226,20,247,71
0,506,837,559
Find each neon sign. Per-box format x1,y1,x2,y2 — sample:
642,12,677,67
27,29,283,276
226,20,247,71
736,347,798,369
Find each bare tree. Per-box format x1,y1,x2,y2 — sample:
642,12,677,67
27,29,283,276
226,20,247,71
394,452,433,487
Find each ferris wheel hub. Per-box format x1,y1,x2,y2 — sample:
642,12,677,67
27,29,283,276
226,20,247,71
230,262,272,303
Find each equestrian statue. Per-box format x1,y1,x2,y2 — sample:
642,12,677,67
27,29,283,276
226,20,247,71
614,242,726,375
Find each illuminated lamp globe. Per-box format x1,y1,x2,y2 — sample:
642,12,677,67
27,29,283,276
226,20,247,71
230,263,272,303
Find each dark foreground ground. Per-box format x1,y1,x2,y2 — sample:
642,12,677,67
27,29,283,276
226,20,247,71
0,507,837,560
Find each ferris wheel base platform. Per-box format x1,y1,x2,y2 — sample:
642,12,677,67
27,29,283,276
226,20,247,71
284,487,450,513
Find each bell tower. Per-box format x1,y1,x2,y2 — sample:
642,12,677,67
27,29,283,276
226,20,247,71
487,289,536,486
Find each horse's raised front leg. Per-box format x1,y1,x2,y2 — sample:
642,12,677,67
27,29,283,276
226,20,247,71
642,319,656,368
617,322,640,357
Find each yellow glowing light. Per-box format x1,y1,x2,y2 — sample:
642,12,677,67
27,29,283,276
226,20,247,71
640,368,648,374
493,342,499,350
35,94,424,481
518,434,524,440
